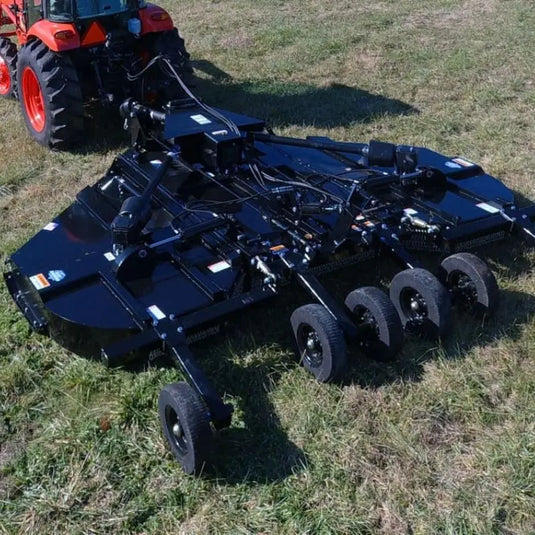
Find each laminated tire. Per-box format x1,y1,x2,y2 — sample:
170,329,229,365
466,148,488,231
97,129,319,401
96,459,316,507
291,303,347,382
441,252,499,317
345,286,403,361
390,268,452,339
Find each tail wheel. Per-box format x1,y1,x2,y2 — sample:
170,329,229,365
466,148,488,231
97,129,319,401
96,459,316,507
158,382,214,475
0,37,17,98
345,286,404,361
17,40,84,149
390,268,452,339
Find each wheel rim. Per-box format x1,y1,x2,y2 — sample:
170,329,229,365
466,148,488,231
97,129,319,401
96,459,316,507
298,325,324,368
0,56,11,95
449,271,477,309
165,405,188,456
21,67,46,132
354,305,380,350
400,287,428,326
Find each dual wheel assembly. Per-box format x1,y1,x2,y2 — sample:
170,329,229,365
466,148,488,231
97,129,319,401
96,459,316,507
291,252,499,383
158,252,499,474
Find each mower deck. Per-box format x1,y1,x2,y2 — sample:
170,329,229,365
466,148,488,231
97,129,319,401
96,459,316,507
5,98,535,473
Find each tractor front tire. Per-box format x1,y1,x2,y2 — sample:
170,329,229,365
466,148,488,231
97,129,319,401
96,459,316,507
0,37,17,98
17,40,84,150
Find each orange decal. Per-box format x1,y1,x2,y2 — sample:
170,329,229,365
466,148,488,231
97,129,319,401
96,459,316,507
81,21,107,47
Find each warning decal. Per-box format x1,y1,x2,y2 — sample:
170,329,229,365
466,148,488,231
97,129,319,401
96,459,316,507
30,273,50,291
452,157,476,168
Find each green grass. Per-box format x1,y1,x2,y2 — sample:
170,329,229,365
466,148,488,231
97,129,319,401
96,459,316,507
2,1,535,533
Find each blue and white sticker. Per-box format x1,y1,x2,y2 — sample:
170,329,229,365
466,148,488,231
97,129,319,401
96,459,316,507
48,270,66,282
43,222,58,231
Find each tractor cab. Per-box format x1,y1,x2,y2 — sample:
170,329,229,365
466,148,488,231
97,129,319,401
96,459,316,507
47,0,144,23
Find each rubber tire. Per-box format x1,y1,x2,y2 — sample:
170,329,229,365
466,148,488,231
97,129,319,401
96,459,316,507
154,28,192,74
0,37,17,98
441,252,499,317
158,381,213,475
290,303,347,383
17,40,84,149
345,286,404,361
390,268,452,339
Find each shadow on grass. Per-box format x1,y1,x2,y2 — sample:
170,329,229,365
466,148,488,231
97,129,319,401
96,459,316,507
345,287,535,389
192,60,418,129
183,303,307,484
72,59,418,154
183,245,535,482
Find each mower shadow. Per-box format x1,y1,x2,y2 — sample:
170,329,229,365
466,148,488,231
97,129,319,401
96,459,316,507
75,59,418,153
188,305,307,484
344,287,535,389
186,247,535,483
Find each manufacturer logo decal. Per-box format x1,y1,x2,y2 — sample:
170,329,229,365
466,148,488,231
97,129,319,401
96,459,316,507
48,270,66,282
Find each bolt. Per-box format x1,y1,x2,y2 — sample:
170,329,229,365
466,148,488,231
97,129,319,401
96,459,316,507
138,249,148,258
160,333,167,340
169,314,176,320
177,326,184,334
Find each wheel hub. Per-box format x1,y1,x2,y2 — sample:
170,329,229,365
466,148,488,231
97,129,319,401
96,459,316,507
401,288,428,324
355,307,380,347
451,272,477,307
0,56,11,95
306,333,320,352
21,67,46,133
172,421,183,439
301,328,323,368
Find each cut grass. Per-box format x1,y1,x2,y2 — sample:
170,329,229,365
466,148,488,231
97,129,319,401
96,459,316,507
2,1,535,533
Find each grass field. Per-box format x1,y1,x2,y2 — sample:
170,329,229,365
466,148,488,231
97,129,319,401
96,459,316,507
1,0,535,533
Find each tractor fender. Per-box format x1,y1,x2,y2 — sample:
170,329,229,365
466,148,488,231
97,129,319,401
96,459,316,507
138,3,174,34
26,20,80,52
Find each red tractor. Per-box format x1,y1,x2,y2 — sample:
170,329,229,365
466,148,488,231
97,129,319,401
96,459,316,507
0,0,191,149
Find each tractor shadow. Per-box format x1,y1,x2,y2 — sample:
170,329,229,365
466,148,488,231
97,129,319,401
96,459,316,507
77,59,418,153
191,59,418,129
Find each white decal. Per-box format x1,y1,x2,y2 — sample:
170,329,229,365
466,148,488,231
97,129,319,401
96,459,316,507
477,202,501,214
208,260,231,273
191,114,212,125
147,305,166,321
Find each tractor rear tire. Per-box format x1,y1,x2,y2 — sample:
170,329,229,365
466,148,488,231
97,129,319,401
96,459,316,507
0,37,17,98
141,28,193,101
154,28,192,76
17,40,84,150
